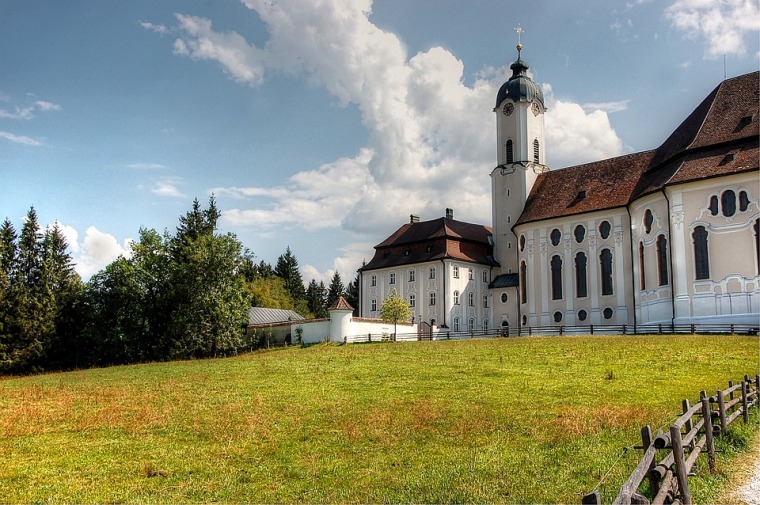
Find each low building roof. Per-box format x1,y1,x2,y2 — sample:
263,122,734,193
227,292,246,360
248,307,304,327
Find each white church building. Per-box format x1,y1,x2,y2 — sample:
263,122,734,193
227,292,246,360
359,43,759,334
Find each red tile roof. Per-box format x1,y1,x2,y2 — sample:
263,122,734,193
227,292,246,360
362,217,497,271
517,71,759,226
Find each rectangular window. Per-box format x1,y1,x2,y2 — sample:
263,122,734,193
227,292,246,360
371,275,377,287
693,226,710,280
389,272,396,284
601,249,614,296
575,252,588,298
482,294,489,308
409,294,415,308
371,299,377,311
409,269,415,282
453,265,459,278
429,292,436,306
469,269,474,280
429,267,436,280
656,235,668,286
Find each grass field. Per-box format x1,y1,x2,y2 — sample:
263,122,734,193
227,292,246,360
1,335,758,503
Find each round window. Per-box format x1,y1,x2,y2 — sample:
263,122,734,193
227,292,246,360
500,293,508,303
578,309,587,322
553,311,563,323
599,221,611,239
574,225,585,243
603,307,613,320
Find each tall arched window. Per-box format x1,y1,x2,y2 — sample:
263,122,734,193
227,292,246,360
453,317,460,332
644,209,653,233
656,235,668,286
519,260,527,304
506,139,514,164
693,226,710,280
533,139,540,163
600,249,614,295
453,290,460,305
639,242,646,290
468,292,475,306
575,252,587,298
550,255,563,300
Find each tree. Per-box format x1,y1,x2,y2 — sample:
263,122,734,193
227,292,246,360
379,289,412,341
326,271,345,309
306,279,328,318
274,246,306,304
345,268,360,316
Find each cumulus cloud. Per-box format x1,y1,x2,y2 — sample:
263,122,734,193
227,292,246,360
152,0,624,273
48,222,132,279
665,0,760,58
0,131,43,146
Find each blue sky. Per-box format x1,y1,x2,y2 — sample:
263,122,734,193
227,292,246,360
1,0,758,282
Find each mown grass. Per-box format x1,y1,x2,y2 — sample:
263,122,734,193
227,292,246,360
0,335,757,503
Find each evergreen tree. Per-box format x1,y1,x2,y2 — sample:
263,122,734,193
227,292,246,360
274,246,306,303
345,268,360,316
0,219,18,367
326,271,345,309
306,279,328,318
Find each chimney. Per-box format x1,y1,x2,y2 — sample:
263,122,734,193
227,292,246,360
410,214,420,223
445,208,454,220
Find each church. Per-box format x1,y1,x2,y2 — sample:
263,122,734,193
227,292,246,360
359,42,759,333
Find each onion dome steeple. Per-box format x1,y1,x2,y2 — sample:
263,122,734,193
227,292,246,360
495,38,544,108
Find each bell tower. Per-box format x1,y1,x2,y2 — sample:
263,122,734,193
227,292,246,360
491,28,547,274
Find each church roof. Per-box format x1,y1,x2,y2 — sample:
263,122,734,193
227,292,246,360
495,46,544,107
362,215,497,271
517,71,759,226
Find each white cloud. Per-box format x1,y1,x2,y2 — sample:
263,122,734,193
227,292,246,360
151,178,185,198
581,99,630,114
154,0,623,255
0,131,42,146
127,162,168,170
139,21,169,35
665,0,760,58
48,222,131,280
0,97,61,120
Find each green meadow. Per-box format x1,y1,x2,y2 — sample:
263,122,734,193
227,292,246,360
1,335,757,503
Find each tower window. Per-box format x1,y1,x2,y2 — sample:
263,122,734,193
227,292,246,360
656,235,668,286
550,255,563,300
693,226,710,280
506,139,513,164
519,235,525,251
600,249,613,296
575,252,587,298
533,139,540,163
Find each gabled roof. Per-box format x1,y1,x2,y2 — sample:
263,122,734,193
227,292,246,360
517,71,759,226
362,216,497,271
248,307,304,327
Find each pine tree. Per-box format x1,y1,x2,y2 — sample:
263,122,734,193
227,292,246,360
326,271,345,309
274,246,306,303
306,279,328,318
345,268,360,316
0,219,18,367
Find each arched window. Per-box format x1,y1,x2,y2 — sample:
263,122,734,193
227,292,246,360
721,190,736,217
483,319,489,331
639,242,646,290
550,228,561,246
533,139,540,163
644,209,653,234
656,235,668,286
575,252,587,298
453,290,460,305
468,292,475,306
519,235,526,251
692,226,710,280
453,317,460,332
550,255,563,300
574,225,585,243
519,261,527,304
599,221,611,239
468,318,475,331
506,139,514,164
709,196,719,216
600,249,613,296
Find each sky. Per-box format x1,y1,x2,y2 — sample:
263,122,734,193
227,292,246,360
1,0,759,283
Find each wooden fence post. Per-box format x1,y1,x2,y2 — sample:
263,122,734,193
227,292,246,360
641,425,660,496
701,395,716,473
728,380,734,401
670,424,692,505
742,380,749,423
717,390,727,433
682,399,693,448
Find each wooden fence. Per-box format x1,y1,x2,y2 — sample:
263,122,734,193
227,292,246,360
583,375,760,505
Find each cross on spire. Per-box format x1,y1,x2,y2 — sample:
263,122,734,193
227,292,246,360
515,24,524,55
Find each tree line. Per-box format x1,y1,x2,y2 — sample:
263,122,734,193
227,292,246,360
0,198,358,374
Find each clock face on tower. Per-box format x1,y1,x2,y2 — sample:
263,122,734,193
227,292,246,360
502,102,514,116
531,101,540,116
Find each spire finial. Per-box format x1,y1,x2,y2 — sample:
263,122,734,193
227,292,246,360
515,24,523,55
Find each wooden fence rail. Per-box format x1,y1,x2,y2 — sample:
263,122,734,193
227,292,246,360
583,375,760,505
